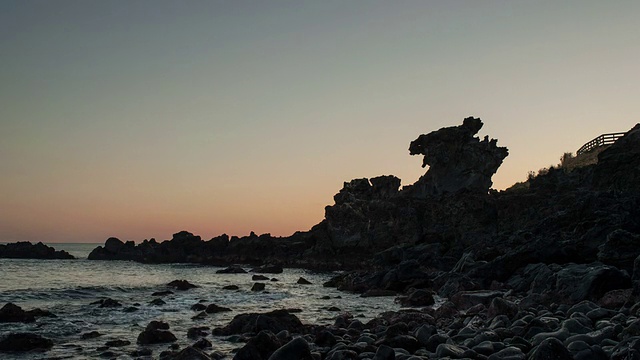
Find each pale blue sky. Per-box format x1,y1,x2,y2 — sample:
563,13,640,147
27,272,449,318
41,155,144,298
1,1,639,242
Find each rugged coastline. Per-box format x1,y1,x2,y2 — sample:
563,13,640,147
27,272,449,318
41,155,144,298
2,117,640,359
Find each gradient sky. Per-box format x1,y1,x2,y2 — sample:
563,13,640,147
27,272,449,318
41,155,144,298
1,1,639,243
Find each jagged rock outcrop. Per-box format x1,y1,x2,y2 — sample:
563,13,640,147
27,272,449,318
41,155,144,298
407,117,508,197
0,241,74,259
86,119,640,294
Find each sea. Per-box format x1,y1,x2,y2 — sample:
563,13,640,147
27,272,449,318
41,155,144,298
0,243,399,359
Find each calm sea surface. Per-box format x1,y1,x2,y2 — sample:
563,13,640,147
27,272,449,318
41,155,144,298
0,243,398,359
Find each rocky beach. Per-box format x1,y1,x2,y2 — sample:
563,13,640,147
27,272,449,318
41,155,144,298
2,117,640,359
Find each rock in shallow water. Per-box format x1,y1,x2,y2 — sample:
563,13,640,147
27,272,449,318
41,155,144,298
137,321,177,344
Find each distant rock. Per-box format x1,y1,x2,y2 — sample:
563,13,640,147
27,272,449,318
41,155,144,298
0,241,74,260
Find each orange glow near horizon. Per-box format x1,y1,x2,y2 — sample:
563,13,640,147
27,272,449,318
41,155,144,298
2,1,639,243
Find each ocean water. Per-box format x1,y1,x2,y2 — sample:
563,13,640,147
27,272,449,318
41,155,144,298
0,243,399,359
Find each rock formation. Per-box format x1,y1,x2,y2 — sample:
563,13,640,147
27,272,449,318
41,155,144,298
86,119,640,297
407,117,509,197
0,241,74,259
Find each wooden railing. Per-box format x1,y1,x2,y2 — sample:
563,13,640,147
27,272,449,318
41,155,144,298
577,132,626,155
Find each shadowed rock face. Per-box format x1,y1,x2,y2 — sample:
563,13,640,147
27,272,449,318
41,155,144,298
594,123,640,192
407,117,508,197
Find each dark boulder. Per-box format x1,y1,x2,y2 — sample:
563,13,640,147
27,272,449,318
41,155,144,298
0,303,34,323
213,309,304,336
167,279,199,290
267,337,312,360
137,321,177,344
162,346,211,360
252,283,266,291
529,338,573,360
91,298,122,308
234,330,281,360
205,304,231,313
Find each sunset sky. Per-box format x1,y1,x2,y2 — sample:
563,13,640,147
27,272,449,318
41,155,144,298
1,1,639,243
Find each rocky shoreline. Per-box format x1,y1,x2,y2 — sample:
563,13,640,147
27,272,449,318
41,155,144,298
2,117,640,359
0,241,74,260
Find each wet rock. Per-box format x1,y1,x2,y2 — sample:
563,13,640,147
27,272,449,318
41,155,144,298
137,321,177,344
314,330,337,347
223,285,240,290
297,277,312,285
105,339,130,347
193,338,212,349
191,303,207,311
162,346,212,360
205,304,231,313
487,346,525,360
234,330,281,360
252,283,266,291
0,332,54,352
191,311,207,320
529,338,573,360
373,344,395,360
131,347,153,356
253,275,270,281
187,326,209,339
81,331,102,339
0,303,35,323
167,279,199,290
216,266,247,274
213,309,304,336
435,343,467,358
91,298,122,308
150,298,166,306
268,337,313,360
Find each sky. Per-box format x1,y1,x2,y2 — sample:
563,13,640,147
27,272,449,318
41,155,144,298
1,1,639,243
